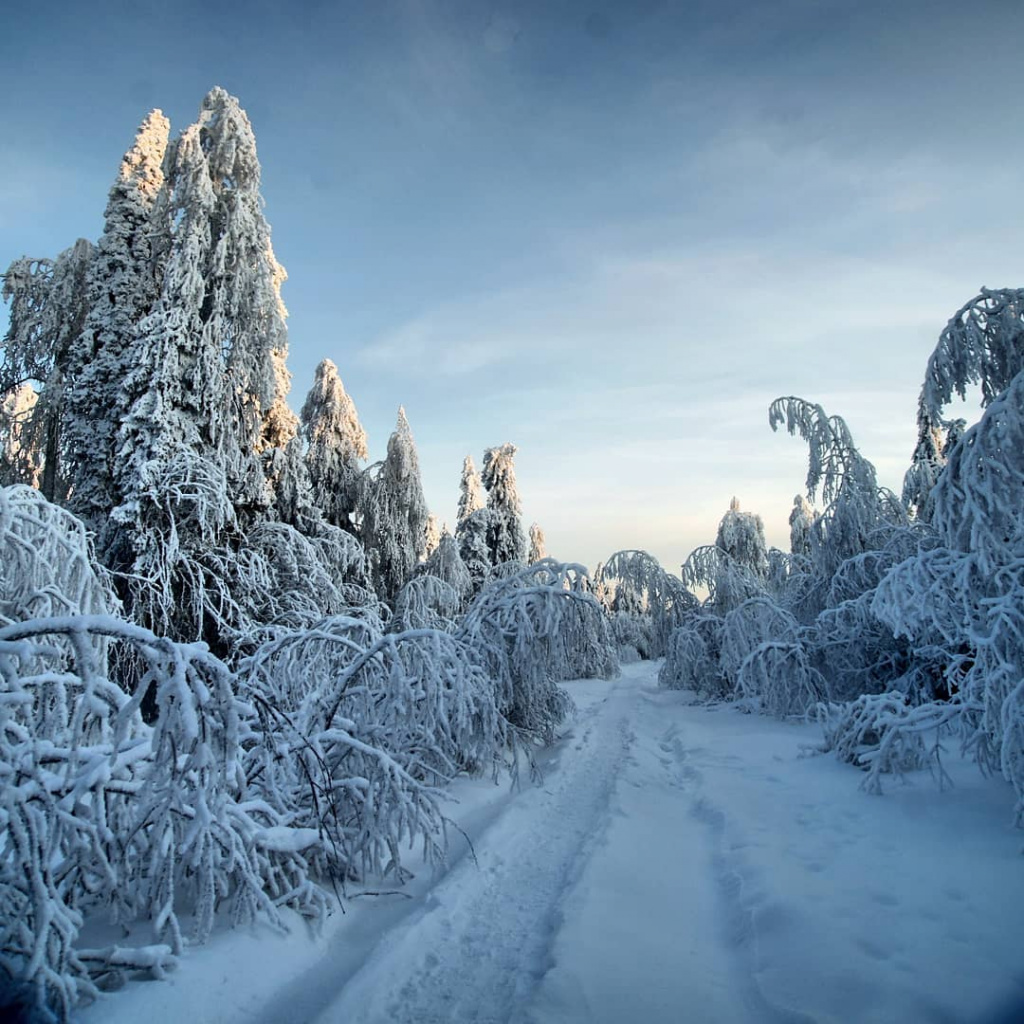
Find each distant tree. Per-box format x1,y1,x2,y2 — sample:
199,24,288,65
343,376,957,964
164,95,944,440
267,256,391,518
457,507,494,594
481,442,526,566
63,110,170,524
300,358,368,532
420,527,472,601
457,454,484,525
422,513,442,561
359,407,430,600
715,497,768,576
788,494,815,557
528,522,547,564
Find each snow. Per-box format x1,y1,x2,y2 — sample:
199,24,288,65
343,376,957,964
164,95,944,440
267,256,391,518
79,661,1024,1024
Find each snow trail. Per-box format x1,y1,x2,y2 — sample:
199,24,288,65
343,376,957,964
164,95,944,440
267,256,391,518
308,666,643,1023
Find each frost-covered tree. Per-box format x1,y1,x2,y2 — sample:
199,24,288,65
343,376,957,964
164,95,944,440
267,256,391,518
1,239,95,501
422,513,442,561
598,550,696,660
301,358,368,533
788,494,815,557
715,497,768,577
419,527,472,601
63,110,170,523
457,506,494,594
457,454,484,525
528,522,547,564
481,442,526,567
359,407,430,601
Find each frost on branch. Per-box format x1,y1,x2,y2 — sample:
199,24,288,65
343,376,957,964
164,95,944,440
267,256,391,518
241,619,503,881
458,560,616,745
659,612,727,698
597,550,696,660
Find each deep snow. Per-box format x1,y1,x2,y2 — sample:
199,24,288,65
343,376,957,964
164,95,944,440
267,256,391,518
81,661,1024,1023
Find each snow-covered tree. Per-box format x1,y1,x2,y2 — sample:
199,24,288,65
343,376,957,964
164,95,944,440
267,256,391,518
457,454,484,525
1,239,95,501
528,522,547,563
457,507,495,594
359,407,430,601
788,494,815,557
301,358,368,533
481,442,526,567
715,497,768,577
419,527,473,601
422,513,442,561
63,110,170,524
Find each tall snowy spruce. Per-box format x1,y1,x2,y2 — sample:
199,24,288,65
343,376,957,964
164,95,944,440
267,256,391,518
63,110,170,524
456,454,492,591
107,87,303,641
301,357,368,532
481,442,527,567
359,407,430,600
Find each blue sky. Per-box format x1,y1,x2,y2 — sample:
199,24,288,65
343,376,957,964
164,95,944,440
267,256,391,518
3,0,1023,572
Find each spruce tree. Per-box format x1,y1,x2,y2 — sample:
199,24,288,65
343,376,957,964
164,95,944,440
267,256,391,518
64,110,170,523
301,358,368,532
481,442,526,566
457,454,484,525
528,522,547,564
359,407,429,600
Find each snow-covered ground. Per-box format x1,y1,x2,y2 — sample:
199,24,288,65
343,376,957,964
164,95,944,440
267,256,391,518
82,661,1024,1023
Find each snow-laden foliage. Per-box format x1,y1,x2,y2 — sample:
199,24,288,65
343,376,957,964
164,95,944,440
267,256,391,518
0,485,116,625
788,494,815,557
419,529,472,602
528,522,547,564
359,408,430,601
422,514,441,561
457,506,494,594
715,497,768,577
458,560,616,745
682,544,765,614
241,617,503,882
871,368,1024,820
456,454,484,526
64,111,170,524
769,397,907,580
1,239,95,502
817,693,961,795
597,549,696,660
659,612,727,698
737,641,826,718
392,574,463,632
301,358,367,534
481,443,527,567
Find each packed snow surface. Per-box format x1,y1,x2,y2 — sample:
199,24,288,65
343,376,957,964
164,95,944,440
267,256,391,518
83,662,1024,1023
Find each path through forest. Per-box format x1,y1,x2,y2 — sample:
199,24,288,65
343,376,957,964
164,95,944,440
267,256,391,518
87,661,1024,1024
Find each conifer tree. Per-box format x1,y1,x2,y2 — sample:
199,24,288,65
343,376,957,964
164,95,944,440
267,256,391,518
481,442,526,566
788,494,815,557
64,110,170,524
528,522,547,564
359,407,430,600
300,358,368,532
457,454,484,525
423,513,441,560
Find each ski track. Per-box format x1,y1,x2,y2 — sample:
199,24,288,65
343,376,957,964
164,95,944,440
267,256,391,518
309,669,640,1024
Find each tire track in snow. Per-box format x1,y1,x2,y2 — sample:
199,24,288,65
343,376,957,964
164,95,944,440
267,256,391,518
313,674,638,1024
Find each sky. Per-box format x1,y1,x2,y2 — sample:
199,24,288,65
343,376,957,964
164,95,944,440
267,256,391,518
2,0,1023,574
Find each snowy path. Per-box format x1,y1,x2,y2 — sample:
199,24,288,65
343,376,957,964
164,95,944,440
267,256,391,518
85,661,1024,1024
